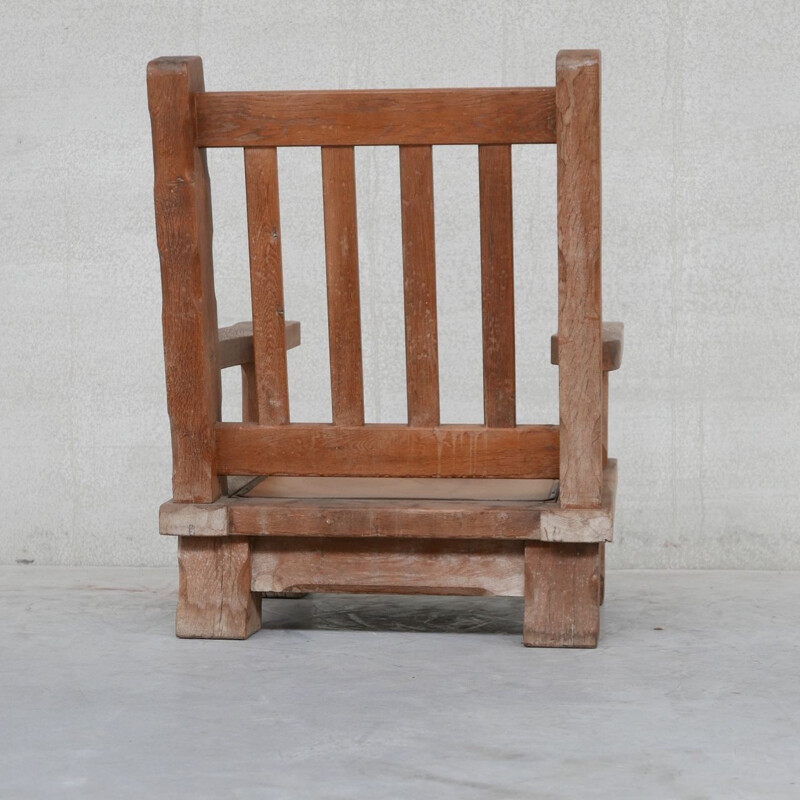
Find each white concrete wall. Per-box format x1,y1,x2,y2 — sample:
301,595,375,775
1,1,798,567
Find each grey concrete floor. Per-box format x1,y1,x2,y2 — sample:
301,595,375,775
1,567,798,799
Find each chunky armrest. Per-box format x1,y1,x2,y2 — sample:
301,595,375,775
218,320,301,369
550,321,623,372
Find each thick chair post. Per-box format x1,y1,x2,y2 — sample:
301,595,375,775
149,57,255,638
177,537,262,639
524,49,604,648
147,56,222,505
524,542,601,648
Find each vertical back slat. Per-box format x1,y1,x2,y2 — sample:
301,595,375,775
556,50,603,508
321,146,365,425
479,144,516,428
400,145,440,427
244,147,290,425
147,57,222,503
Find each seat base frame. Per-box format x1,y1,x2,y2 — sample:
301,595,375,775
163,462,616,648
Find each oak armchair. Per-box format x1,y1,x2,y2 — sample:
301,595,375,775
149,49,622,648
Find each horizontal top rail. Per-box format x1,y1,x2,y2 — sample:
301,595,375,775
195,87,556,147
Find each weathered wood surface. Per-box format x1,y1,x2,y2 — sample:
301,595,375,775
556,49,603,509
218,320,300,369
540,459,617,543
162,462,615,543
215,423,560,478
523,541,601,647
231,498,546,540
161,461,615,542
241,362,258,423
160,501,228,537
400,144,440,427
148,57,222,504
196,88,556,147
598,541,606,606
242,475,558,501
244,146,290,424
177,537,261,639
602,371,609,467
479,144,516,427
251,537,525,597
322,146,364,425
551,321,623,372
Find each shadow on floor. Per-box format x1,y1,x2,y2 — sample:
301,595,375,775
261,593,525,635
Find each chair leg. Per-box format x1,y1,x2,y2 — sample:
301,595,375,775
598,542,606,606
177,536,262,639
523,542,601,648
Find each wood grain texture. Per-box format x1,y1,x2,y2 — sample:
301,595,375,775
556,49,603,509
322,146,364,425
523,541,600,647
148,57,222,503
196,88,556,147
400,145,440,426
251,537,525,597
479,144,516,427
160,501,228,537
242,475,558,501
540,459,617,542
244,147,290,424
550,321,623,372
598,542,606,605
602,371,609,467
231,498,546,540
241,363,258,423
218,320,301,369
215,422,560,478
163,462,615,544
177,536,261,639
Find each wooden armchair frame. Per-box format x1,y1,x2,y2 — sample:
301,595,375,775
149,50,623,647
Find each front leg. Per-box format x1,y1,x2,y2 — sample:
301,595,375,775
523,542,601,648
177,536,262,639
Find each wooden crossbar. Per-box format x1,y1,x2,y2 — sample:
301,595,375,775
215,423,559,478
195,88,556,147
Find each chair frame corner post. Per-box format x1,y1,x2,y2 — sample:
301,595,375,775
147,56,261,639
524,50,603,648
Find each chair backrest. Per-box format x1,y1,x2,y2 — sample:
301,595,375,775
148,51,603,509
